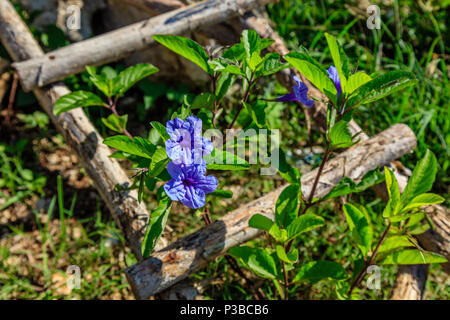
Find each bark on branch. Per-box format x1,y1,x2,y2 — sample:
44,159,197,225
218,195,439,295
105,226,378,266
12,0,275,91
0,0,149,260
125,124,416,299
392,265,428,300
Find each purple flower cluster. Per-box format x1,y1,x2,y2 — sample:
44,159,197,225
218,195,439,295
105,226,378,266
327,66,342,99
275,75,314,107
276,66,342,106
163,116,217,209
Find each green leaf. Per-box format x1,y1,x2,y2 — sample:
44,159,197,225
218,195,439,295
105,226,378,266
53,91,104,115
259,38,274,51
205,149,250,170
401,149,437,203
286,213,324,241
153,35,211,73
256,53,288,77
215,72,235,101
86,66,112,97
113,63,159,96
323,169,384,200
148,146,169,177
347,71,417,108
346,72,372,94
241,30,260,66
405,212,426,228
379,249,447,265
268,223,287,242
222,43,245,62
293,261,347,284
209,189,233,198
383,167,401,218
276,245,296,264
287,248,299,263
104,135,155,159
284,53,337,104
249,214,274,232
343,203,372,257
324,33,347,91
141,199,172,258
339,46,352,79
243,101,267,128
329,120,354,148
277,148,301,184
229,246,278,279
101,113,128,134
275,184,300,228
378,235,414,254
247,249,278,279
150,121,170,142
249,51,263,71
191,93,215,110
222,64,245,76
402,193,444,213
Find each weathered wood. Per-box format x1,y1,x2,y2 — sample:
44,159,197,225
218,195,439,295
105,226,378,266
108,0,240,82
16,0,106,42
12,0,275,91
0,0,149,260
122,0,184,15
0,72,10,105
392,265,428,300
415,204,450,274
125,124,417,299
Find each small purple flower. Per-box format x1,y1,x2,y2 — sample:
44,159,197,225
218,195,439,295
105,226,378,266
327,66,342,99
275,75,314,107
164,161,218,209
165,115,213,165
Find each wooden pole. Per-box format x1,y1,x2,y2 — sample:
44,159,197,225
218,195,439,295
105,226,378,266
392,265,429,300
0,0,149,260
125,124,417,299
12,0,275,92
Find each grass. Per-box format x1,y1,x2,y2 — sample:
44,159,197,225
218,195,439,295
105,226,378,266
0,0,448,299
0,176,135,299
266,0,449,199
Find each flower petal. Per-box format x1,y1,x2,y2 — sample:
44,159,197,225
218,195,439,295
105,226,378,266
166,140,193,164
164,179,186,201
166,161,184,179
184,115,202,137
181,185,205,209
195,175,218,194
327,65,342,98
275,92,298,102
166,118,184,136
293,81,314,107
184,160,207,178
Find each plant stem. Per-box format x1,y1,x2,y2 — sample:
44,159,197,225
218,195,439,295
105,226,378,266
106,98,133,139
5,72,18,125
210,73,219,128
285,142,333,253
228,73,254,130
282,260,289,300
348,222,391,295
306,144,331,204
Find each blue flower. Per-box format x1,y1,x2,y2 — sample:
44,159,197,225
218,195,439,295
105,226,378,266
164,160,218,209
327,66,342,99
275,75,314,107
165,116,213,165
